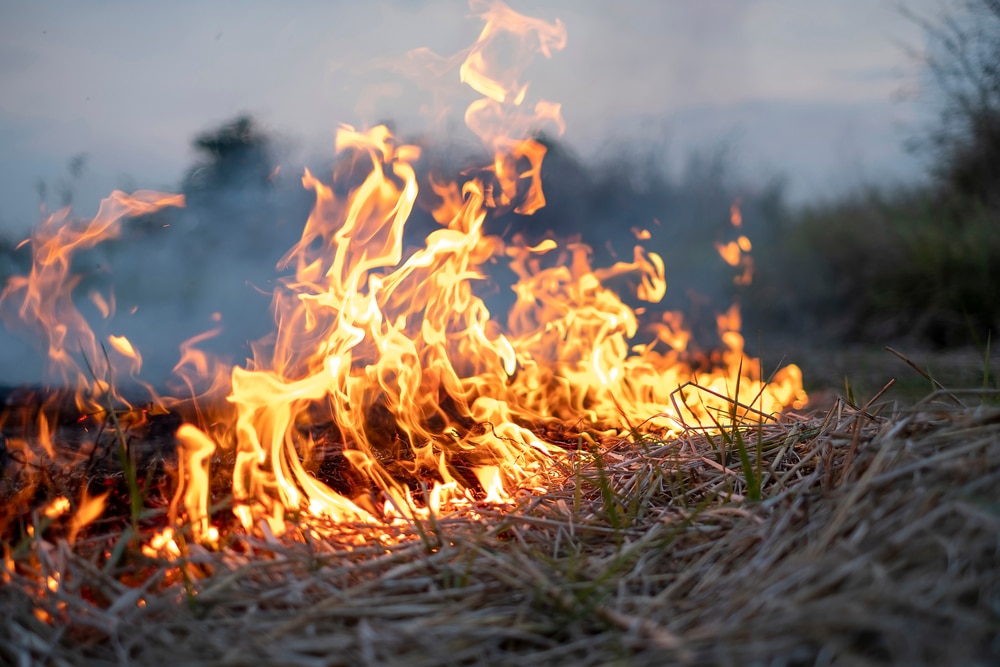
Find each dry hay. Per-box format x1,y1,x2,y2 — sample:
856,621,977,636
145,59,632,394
2,390,999,666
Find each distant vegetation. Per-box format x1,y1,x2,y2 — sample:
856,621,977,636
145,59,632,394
749,0,1000,349
746,186,1000,348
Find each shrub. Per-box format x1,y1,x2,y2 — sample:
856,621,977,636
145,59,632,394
748,188,1000,348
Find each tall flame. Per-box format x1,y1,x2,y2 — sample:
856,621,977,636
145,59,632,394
1,1,805,549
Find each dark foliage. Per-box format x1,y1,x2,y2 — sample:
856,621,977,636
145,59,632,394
910,0,1000,204
747,187,1000,348
183,115,275,196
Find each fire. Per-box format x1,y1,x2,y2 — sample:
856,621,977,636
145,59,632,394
0,0,805,555
716,199,754,286
67,488,107,546
0,190,184,417
169,424,218,545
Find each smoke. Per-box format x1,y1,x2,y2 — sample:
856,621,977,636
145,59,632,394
0,108,789,396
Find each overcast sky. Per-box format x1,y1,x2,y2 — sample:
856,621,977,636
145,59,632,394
0,0,944,234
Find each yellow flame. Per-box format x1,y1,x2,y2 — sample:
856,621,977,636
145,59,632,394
68,488,108,546
169,424,218,545
42,496,70,519
0,1,806,552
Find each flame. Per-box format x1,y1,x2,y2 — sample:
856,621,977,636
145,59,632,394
168,424,218,545
142,527,182,560
0,190,183,418
0,1,806,553
715,199,754,286
67,488,108,546
460,0,566,214
42,496,71,519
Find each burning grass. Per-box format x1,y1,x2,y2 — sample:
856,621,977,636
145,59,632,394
0,3,996,663
0,0,806,560
3,388,998,666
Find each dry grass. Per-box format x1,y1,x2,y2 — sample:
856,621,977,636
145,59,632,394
2,389,999,666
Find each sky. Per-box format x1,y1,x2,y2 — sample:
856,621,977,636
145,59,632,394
0,0,944,235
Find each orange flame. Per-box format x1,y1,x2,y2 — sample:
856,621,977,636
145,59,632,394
0,190,183,417
67,488,108,546
0,1,806,551
169,424,218,545
715,199,754,286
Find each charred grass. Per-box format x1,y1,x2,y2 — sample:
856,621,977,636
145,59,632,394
2,387,1000,666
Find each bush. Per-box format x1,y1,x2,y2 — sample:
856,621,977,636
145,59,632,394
748,188,1000,348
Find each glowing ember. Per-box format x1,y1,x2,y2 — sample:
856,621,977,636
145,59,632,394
0,0,805,553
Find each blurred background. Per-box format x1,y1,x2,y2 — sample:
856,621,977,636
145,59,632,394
0,0,997,398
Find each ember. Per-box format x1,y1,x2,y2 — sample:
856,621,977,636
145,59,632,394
1,0,804,557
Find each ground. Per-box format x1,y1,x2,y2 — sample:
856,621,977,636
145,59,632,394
2,356,998,665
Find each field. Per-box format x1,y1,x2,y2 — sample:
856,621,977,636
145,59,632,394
2,370,998,665
2,127,999,667
3,4,1000,660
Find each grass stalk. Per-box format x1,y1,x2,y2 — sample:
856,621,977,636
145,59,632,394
79,343,143,536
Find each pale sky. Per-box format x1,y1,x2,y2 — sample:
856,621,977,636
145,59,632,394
0,0,943,233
